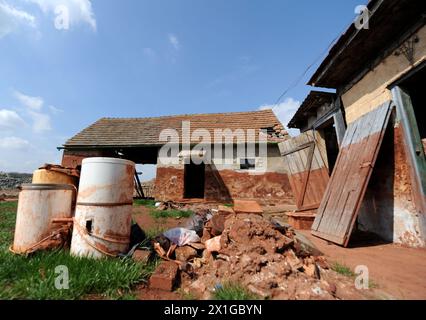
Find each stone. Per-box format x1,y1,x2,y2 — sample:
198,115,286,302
233,200,263,214
303,263,317,278
175,245,198,262
286,249,303,271
205,236,221,252
132,249,151,263
149,261,179,291
293,231,323,257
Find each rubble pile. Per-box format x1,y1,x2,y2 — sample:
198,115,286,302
143,202,369,300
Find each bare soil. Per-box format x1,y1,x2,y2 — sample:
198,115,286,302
300,230,426,300
132,205,189,232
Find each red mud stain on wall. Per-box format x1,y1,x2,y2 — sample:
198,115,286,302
205,169,294,205
155,166,295,205
393,126,415,204
154,167,185,201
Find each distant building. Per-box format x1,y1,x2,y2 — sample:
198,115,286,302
62,110,295,206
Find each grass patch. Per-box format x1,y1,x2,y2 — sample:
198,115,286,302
133,199,157,208
223,203,234,208
331,262,355,277
149,209,193,220
0,201,157,300
214,283,260,300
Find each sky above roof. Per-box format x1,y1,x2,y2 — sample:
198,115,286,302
0,0,365,176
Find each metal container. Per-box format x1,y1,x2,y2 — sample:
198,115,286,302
32,169,78,187
70,157,135,259
12,184,74,254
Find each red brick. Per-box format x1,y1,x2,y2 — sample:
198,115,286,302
149,261,179,291
132,250,151,263
233,200,263,214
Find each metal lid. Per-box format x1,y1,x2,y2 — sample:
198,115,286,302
82,157,135,166
20,183,75,191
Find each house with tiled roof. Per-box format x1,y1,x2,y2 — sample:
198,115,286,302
61,109,295,205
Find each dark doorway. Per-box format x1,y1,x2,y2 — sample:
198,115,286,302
184,161,205,199
399,65,426,145
319,119,339,174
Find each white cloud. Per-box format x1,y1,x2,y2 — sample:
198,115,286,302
28,110,51,132
48,105,63,114
0,1,36,38
259,97,301,136
168,33,180,50
27,0,96,31
0,136,30,149
0,109,27,131
13,90,44,110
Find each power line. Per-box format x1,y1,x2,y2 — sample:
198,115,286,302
272,19,356,110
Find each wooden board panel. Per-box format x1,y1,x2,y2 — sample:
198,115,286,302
311,101,393,246
279,131,330,211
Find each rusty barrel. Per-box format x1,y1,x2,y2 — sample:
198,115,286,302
70,157,135,259
32,169,78,188
12,184,74,254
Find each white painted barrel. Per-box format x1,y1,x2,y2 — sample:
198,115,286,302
70,157,135,259
12,184,74,254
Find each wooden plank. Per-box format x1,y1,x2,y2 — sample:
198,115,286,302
311,102,393,246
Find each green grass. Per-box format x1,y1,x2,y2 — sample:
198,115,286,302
149,209,193,220
223,203,234,208
331,262,355,277
0,201,158,300
133,199,157,208
213,283,260,300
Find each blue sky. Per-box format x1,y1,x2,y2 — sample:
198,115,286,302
0,0,365,178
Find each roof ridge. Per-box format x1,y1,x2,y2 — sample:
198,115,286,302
101,109,275,121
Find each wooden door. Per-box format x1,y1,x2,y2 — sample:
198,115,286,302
311,101,393,246
279,131,330,211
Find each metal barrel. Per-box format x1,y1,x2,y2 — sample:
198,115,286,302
12,184,74,254
70,157,135,259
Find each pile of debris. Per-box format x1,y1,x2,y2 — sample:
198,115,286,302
139,201,369,300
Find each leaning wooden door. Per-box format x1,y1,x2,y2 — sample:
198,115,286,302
279,131,330,211
311,101,393,246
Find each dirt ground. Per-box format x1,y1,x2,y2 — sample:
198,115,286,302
300,230,426,300
132,205,189,231
131,205,426,300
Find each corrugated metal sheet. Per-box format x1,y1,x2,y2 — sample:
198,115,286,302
311,101,393,246
279,131,330,211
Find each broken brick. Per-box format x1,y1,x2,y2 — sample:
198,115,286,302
149,261,179,291
132,249,152,263
233,200,263,214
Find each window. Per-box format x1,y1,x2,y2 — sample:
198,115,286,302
240,158,256,170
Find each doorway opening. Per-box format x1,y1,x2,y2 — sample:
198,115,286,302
184,160,205,199
399,65,426,151
318,119,340,174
